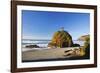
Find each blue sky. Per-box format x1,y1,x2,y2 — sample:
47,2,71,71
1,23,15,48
22,10,90,40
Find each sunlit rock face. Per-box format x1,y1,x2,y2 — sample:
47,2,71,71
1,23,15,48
48,29,73,48
78,35,89,41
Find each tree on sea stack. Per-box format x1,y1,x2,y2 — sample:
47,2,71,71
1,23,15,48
48,27,73,48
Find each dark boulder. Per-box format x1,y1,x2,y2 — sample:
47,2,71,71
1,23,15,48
25,45,40,48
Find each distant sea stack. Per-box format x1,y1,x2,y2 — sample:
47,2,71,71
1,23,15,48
78,35,89,41
48,27,73,48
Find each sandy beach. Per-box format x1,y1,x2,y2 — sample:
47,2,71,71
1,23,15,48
22,47,81,62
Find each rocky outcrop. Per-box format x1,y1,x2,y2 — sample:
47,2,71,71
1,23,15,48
25,45,40,48
78,35,89,41
83,35,90,58
48,30,73,48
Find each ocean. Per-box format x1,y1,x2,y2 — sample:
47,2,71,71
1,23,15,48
22,39,85,48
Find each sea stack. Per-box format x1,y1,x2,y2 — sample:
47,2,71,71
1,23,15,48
48,27,73,48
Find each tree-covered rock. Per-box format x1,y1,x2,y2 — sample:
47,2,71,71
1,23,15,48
48,29,73,48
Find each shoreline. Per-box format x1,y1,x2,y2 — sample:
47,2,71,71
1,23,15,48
22,47,89,62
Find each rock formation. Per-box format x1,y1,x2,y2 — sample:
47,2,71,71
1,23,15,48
48,29,73,48
78,35,89,41
25,45,40,48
